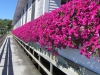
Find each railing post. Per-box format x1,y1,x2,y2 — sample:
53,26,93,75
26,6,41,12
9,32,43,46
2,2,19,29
38,55,41,71
50,63,53,74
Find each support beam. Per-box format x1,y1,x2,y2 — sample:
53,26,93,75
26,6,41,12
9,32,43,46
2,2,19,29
38,55,41,71
50,63,53,74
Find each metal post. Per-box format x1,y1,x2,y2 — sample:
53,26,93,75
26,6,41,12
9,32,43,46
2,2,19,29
28,47,30,51
50,63,53,74
33,50,34,56
38,55,41,71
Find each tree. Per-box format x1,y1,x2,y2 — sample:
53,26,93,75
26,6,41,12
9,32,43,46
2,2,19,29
0,19,12,35
5,19,12,30
0,19,12,30
0,19,5,28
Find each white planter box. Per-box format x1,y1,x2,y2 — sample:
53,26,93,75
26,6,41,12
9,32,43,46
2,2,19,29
58,47,100,74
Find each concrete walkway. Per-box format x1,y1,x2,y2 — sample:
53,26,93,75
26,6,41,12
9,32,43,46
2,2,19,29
0,35,41,75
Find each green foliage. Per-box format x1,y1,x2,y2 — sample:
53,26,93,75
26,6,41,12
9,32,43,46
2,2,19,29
0,19,12,35
0,19,12,30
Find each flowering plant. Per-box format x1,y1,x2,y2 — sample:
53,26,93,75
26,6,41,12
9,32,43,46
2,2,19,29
12,0,100,62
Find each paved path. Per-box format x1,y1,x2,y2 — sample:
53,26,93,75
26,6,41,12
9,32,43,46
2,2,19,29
0,35,41,75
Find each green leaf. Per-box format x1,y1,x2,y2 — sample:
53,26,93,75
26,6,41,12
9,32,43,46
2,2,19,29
97,10,100,18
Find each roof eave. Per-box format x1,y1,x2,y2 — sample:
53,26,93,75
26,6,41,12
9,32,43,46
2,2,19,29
12,0,29,25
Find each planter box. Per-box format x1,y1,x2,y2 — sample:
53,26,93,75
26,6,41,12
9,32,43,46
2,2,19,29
58,47,100,74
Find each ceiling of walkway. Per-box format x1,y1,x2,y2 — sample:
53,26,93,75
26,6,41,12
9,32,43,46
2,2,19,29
12,0,29,25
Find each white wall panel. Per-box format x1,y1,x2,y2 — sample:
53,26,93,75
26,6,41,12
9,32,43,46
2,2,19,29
23,7,26,25
49,0,61,12
20,13,23,26
43,0,49,13
34,0,44,19
27,0,32,23
58,48,100,74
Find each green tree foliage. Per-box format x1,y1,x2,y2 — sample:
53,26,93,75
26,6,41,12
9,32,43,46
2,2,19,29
0,19,12,30
0,19,5,27
0,19,13,35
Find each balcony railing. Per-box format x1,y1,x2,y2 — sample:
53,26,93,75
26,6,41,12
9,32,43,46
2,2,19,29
13,35,99,75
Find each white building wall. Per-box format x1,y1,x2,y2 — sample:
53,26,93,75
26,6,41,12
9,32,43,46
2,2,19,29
14,23,17,29
49,0,61,12
13,0,61,29
20,13,23,26
43,0,49,13
31,1,35,20
23,7,27,25
34,0,44,19
27,0,32,23
17,20,21,28
34,0,38,19
37,0,44,17
34,0,61,19
14,21,19,29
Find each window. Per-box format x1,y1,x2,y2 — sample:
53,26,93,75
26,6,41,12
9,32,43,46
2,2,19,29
28,1,31,8
32,0,35,3
61,0,69,5
31,2,35,20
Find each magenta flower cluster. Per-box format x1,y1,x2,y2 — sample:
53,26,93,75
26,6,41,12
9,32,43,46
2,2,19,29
12,0,100,61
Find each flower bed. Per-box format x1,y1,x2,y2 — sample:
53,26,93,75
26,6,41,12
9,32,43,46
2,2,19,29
12,0,100,62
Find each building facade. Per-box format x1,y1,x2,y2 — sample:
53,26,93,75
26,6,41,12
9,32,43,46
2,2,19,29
12,0,67,29
12,0,100,75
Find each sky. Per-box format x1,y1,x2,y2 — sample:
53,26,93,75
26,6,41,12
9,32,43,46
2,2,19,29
0,0,18,20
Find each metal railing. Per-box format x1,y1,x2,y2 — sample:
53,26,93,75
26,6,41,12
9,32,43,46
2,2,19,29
0,34,7,48
13,35,99,75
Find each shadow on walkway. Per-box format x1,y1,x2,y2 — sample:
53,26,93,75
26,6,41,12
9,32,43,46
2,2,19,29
0,37,14,75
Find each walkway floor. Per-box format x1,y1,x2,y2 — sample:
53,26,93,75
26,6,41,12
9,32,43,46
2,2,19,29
0,35,41,75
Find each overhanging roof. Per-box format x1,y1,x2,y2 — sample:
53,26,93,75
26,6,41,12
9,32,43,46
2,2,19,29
12,0,29,25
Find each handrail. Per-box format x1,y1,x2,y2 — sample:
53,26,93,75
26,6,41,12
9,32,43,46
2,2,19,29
0,34,7,47
14,36,98,74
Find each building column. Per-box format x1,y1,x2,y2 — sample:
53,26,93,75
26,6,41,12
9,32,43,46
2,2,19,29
25,4,28,23
31,0,35,20
43,0,49,14
21,12,23,26
34,0,38,19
